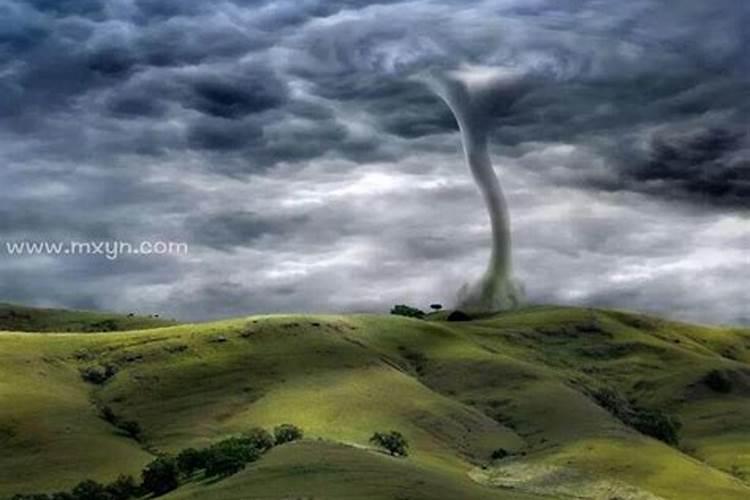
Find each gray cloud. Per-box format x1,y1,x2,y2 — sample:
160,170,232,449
621,126,749,206
0,0,747,325
186,210,309,251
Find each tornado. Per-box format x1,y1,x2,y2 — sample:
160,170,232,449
423,67,527,313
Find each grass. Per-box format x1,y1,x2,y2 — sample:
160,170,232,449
0,302,177,332
0,305,748,499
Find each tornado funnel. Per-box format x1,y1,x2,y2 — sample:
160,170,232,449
425,67,527,313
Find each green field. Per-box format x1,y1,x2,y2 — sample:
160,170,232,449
1,305,749,499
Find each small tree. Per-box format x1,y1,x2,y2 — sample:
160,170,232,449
79,365,117,385
118,420,142,441
177,447,209,476
447,310,471,322
274,424,303,445
141,456,179,497
704,369,732,393
105,475,139,500
71,480,109,500
99,405,117,424
369,431,409,457
630,409,681,446
204,450,247,478
239,427,274,452
51,493,75,500
204,438,261,478
430,304,443,312
390,305,425,319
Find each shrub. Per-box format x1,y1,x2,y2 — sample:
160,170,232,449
274,424,303,445
630,409,682,446
98,407,141,441
99,406,117,425
79,365,117,385
117,420,142,440
105,475,139,500
141,456,179,497
176,430,275,480
204,450,247,478
11,475,137,500
704,369,732,393
390,305,425,319
204,438,260,478
447,310,471,322
71,480,109,500
51,494,75,500
177,447,209,476
239,428,274,452
591,387,631,422
591,387,681,446
87,319,119,332
369,431,409,457
215,437,263,462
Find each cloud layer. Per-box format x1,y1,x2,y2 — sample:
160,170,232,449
0,0,747,324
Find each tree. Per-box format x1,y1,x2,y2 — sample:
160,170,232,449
274,424,303,445
592,388,681,446
177,448,209,476
369,431,409,457
105,475,139,500
204,450,247,478
79,365,116,384
70,480,109,500
630,409,681,446
51,493,75,500
430,304,443,312
215,437,262,462
447,310,471,322
239,428,274,452
390,305,425,319
204,438,261,478
141,457,179,497
704,369,732,393
118,420,142,441
99,406,117,424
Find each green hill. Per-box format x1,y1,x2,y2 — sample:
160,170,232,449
1,305,749,499
0,303,177,333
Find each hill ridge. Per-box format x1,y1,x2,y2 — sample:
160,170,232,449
1,306,748,499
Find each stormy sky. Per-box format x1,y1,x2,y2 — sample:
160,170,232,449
0,0,748,325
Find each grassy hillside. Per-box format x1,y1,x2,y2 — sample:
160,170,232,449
1,306,749,499
0,303,177,332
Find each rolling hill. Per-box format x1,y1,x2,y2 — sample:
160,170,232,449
0,303,177,333
1,305,749,499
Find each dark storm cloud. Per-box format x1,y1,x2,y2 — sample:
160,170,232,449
186,117,264,152
133,0,207,20
186,74,286,119
102,63,289,121
0,0,748,324
621,126,749,207
24,0,105,17
106,93,167,118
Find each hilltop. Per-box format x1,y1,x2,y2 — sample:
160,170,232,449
0,303,177,333
1,305,749,499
